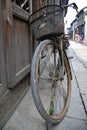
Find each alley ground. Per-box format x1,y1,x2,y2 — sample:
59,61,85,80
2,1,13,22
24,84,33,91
2,41,87,130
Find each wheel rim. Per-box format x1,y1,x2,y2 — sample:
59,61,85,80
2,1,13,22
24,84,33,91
35,42,71,120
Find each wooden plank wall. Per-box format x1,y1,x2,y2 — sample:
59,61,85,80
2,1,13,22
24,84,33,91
0,0,33,129
0,0,62,129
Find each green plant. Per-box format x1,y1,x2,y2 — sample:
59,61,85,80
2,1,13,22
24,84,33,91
49,97,55,115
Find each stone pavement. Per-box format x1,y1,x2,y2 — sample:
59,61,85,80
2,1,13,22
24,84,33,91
2,41,87,130
70,41,87,113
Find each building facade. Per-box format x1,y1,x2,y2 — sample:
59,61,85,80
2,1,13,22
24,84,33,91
69,8,87,44
84,11,87,45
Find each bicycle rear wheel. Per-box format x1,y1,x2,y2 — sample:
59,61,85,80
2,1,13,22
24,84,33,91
31,39,71,124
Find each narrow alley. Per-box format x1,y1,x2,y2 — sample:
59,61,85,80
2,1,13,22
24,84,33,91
2,41,87,130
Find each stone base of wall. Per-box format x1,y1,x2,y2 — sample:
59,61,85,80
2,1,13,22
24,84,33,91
0,76,30,129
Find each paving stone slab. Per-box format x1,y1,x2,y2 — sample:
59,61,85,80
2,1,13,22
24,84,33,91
69,43,87,117
75,72,87,95
2,89,46,130
71,61,86,72
47,117,87,130
67,99,86,120
82,95,87,112
3,42,87,130
71,76,81,101
67,71,86,119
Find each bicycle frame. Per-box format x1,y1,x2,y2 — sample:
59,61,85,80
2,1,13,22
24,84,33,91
52,36,72,80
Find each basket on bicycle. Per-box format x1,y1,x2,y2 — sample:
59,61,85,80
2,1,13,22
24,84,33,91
29,5,64,40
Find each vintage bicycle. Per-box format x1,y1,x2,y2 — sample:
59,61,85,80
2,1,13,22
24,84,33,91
29,3,78,124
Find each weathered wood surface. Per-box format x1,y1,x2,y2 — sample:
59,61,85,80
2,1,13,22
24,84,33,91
0,76,29,129
0,0,65,129
8,65,31,88
0,9,7,96
0,0,2,28
12,2,29,21
5,16,30,88
0,0,32,129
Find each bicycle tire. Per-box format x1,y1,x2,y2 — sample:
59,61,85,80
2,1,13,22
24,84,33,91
31,39,71,124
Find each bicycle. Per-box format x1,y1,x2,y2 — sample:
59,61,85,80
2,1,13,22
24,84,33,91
29,3,78,124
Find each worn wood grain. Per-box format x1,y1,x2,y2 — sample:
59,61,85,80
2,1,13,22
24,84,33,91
8,65,30,88
12,2,29,21
0,0,2,28
0,0,39,128
0,29,7,96
0,76,29,129
3,16,30,88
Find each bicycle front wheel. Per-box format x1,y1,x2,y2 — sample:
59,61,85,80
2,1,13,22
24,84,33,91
31,39,71,124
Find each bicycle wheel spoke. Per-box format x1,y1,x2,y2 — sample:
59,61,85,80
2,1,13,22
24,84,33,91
39,76,52,80
49,75,68,116
38,45,68,115
31,40,71,124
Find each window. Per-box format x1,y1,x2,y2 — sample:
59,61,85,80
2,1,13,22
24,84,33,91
12,0,30,12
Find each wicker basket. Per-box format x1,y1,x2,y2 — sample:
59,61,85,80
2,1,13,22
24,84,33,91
29,5,64,40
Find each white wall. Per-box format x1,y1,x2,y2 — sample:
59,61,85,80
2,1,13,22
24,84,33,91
84,15,87,45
